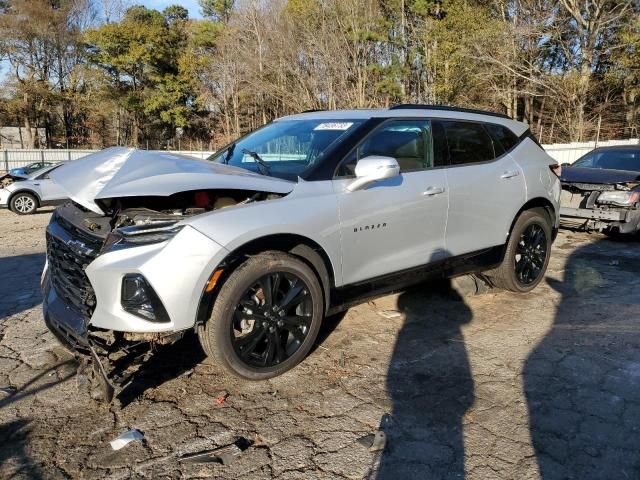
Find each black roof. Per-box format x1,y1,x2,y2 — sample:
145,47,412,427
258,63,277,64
389,104,510,120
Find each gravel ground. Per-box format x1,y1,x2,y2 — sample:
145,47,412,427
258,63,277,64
1,207,640,479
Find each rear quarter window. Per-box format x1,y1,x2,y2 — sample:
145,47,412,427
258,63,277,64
440,120,496,165
485,123,520,152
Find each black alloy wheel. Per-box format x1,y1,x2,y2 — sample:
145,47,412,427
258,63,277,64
231,272,313,368
485,208,552,293
514,224,548,285
198,251,324,380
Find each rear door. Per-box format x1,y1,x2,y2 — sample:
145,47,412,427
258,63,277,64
333,119,449,286
34,166,66,202
438,120,525,256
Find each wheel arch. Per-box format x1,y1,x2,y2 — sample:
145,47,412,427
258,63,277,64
509,197,556,240
8,189,41,208
195,233,336,327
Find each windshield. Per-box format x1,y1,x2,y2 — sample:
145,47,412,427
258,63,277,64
28,164,60,179
209,119,363,180
573,149,640,172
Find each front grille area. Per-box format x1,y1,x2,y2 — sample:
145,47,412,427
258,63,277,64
46,213,103,321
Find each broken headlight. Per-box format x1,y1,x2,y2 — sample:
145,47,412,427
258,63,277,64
596,190,640,207
104,222,184,251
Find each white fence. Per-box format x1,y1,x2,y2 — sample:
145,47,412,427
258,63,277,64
542,139,639,164
2,140,639,173
1,149,215,172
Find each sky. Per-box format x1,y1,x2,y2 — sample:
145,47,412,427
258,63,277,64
138,0,204,18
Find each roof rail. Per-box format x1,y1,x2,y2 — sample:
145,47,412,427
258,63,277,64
301,109,326,113
389,104,510,120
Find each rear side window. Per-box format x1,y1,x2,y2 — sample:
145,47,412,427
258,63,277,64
485,123,520,152
440,121,495,165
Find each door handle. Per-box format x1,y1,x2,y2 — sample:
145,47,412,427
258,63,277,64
423,186,445,196
500,170,520,179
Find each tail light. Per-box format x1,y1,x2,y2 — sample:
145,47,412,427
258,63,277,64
549,164,562,178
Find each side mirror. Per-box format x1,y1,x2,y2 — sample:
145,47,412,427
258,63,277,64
346,155,400,192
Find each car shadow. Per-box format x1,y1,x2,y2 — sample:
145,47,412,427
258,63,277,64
0,361,76,410
375,279,474,479
524,237,640,478
0,419,43,479
116,332,206,407
116,310,348,407
0,253,46,320
313,310,348,353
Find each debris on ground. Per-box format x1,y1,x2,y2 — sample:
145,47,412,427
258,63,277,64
451,274,492,297
357,430,387,453
215,390,229,405
338,351,346,368
253,434,268,447
369,431,386,452
179,437,253,465
110,429,145,450
377,310,402,319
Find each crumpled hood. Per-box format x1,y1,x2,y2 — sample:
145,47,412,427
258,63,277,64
51,147,295,214
561,166,640,185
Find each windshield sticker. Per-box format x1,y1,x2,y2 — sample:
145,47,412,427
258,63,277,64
314,122,354,131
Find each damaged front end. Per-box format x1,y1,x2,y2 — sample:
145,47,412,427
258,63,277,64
44,149,293,402
0,172,25,188
560,181,640,234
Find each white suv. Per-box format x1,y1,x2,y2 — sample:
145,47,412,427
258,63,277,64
44,105,561,400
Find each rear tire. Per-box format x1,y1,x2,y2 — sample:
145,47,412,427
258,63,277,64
486,208,552,293
198,251,324,380
10,192,38,215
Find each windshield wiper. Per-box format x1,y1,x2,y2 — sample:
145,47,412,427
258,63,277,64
241,148,271,176
223,143,235,164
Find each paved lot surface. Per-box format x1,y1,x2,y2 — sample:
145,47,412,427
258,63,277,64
1,208,640,479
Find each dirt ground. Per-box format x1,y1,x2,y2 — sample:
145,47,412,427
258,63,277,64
1,207,640,480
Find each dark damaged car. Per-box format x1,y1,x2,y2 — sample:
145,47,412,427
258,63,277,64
559,145,640,235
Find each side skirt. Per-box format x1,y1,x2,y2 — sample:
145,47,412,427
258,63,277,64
327,245,504,315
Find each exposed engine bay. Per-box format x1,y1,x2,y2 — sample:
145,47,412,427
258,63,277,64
0,173,23,187
58,188,284,239
559,181,640,234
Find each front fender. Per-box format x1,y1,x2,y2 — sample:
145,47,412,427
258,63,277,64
186,180,344,285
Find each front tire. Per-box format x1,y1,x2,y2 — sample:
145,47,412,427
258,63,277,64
10,192,38,215
486,208,552,293
198,251,324,380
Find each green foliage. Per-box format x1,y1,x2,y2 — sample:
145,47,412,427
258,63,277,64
612,15,640,90
84,5,203,143
199,0,234,22
163,5,189,22
422,0,500,103
191,19,224,51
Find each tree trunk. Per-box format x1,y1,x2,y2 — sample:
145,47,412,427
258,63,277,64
536,95,546,136
23,117,35,149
